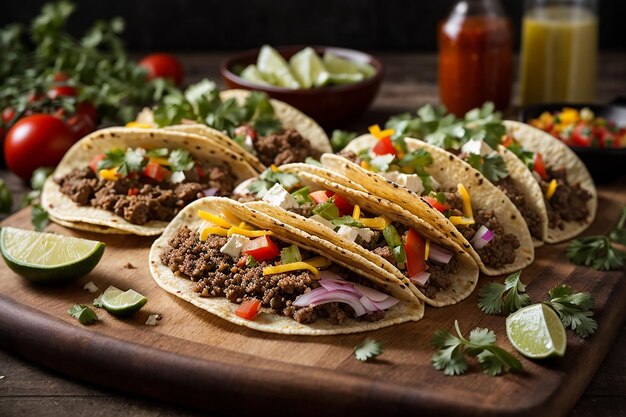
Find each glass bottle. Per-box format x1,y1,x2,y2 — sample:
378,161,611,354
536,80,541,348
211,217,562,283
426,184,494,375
438,0,513,117
519,0,598,106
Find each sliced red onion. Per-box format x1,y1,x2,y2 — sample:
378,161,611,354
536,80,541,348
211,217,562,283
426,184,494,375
359,295,381,312
428,243,453,264
354,283,391,302
372,297,400,310
318,270,343,281
308,289,361,305
293,287,329,307
470,225,494,249
309,293,367,317
409,271,431,287
202,187,219,197
319,279,361,296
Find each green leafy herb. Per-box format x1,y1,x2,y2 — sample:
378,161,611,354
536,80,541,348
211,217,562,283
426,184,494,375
609,207,626,245
0,179,12,213
304,157,323,167
382,224,406,268
478,271,531,315
545,285,597,338
31,204,49,231
168,148,194,172
291,187,312,205
68,304,98,325
331,215,364,228
30,167,53,191
118,148,147,176
248,168,300,198
280,245,302,264
146,148,168,158
567,236,625,271
428,191,447,205
466,153,509,182
431,320,522,376
97,148,125,170
246,255,257,267
331,129,358,152
354,339,383,362
312,198,339,220
506,143,535,171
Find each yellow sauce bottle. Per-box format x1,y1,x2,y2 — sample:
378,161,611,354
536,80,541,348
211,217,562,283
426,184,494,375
519,0,598,106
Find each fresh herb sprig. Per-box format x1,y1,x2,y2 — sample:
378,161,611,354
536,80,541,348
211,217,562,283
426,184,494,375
248,168,300,198
478,271,531,315
68,304,98,325
331,130,358,152
544,285,597,338
431,320,522,376
354,339,383,362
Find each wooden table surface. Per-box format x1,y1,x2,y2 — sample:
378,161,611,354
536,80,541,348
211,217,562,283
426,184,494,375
1,52,625,417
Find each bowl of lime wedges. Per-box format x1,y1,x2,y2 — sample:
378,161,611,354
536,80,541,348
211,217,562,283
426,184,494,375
221,45,383,128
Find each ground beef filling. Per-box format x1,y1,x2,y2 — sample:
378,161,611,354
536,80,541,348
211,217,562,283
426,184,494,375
57,166,234,225
445,192,519,268
159,226,385,325
494,177,542,240
254,129,321,166
540,167,592,230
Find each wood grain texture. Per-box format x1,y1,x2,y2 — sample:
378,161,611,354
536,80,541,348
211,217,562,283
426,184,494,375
0,181,625,417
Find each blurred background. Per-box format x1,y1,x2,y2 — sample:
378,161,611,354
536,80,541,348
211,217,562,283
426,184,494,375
3,0,626,52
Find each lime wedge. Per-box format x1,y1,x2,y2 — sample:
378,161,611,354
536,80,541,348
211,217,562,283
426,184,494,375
323,52,361,74
98,285,147,316
0,227,105,284
240,64,272,86
356,62,377,79
289,47,330,88
327,72,365,85
257,45,300,89
506,303,567,359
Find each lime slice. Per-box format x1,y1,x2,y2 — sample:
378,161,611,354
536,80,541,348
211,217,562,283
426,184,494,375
327,72,365,85
289,47,330,88
0,227,105,284
506,303,567,359
98,285,147,316
240,64,272,86
356,62,377,79
257,45,300,89
323,52,361,74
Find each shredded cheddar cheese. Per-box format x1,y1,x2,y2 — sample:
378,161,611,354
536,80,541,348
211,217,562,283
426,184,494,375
352,205,361,220
197,210,234,228
425,239,430,260
227,226,272,238
200,226,229,241
545,179,558,200
457,183,473,219
360,216,391,230
263,262,320,278
449,216,476,226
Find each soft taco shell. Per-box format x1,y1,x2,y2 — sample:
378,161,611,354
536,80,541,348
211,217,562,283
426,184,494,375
149,197,424,335
41,127,258,236
322,136,534,276
248,171,479,307
503,120,597,242
48,214,131,235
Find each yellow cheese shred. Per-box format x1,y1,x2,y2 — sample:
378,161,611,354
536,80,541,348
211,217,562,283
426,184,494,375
263,262,320,278
424,239,430,260
545,179,558,200
197,210,233,228
149,157,170,166
221,210,242,225
99,168,120,181
352,205,361,220
360,216,391,230
457,183,473,219
125,121,153,129
305,256,332,269
449,216,476,226
200,226,229,241
227,226,272,237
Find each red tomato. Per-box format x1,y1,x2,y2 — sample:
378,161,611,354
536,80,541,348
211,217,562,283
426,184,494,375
2,108,15,125
53,72,70,83
235,299,262,320
27,92,44,104
127,187,140,196
4,114,74,180
405,229,426,277
89,154,106,172
422,196,450,213
139,53,184,86
309,190,333,204
241,235,280,261
142,161,170,182
533,152,548,181
372,136,396,156
331,193,354,216
195,164,205,179
571,122,593,147
501,135,513,148
47,85,77,100
76,102,98,124
66,112,96,141
233,125,257,142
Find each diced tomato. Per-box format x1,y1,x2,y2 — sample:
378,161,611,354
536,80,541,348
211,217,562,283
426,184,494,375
372,136,396,156
533,152,548,181
195,164,205,179
571,121,593,147
405,229,426,277
142,161,170,182
501,135,513,148
331,193,354,216
422,196,450,213
309,190,333,204
53,72,70,83
89,154,106,173
127,187,140,196
233,124,257,142
242,235,280,261
235,299,262,320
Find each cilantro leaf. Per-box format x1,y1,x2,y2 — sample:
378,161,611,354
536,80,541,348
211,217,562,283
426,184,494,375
68,304,98,325
118,148,147,176
545,285,597,338
248,168,300,198
291,187,312,205
97,148,125,170
467,154,509,182
146,148,168,158
168,148,194,172
506,143,535,171
31,204,49,232
331,129,358,152
246,255,257,267
567,236,625,271
609,207,626,245
312,198,339,220
478,271,531,315
331,215,364,227
354,339,383,362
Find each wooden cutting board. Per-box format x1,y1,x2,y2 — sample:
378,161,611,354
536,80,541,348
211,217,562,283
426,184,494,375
1,184,625,417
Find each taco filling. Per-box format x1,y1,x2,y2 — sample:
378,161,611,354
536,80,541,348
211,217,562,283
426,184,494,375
159,210,400,324
538,167,592,230
56,147,235,225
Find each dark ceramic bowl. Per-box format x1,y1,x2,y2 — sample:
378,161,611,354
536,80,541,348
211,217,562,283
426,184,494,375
221,46,383,129
520,103,626,183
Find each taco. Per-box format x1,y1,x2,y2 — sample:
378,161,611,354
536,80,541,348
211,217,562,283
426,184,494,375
233,164,479,306
41,127,258,236
136,81,331,168
149,197,424,335
324,135,534,276
501,120,597,242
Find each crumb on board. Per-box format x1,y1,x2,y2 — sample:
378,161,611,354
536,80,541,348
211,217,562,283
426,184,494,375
83,281,99,293
124,263,136,269
146,314,161,326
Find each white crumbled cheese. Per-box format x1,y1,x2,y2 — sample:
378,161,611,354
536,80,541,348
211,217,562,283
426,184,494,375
382,172,425,194
261,183,299,209
369,154,395,171
461,139,492,156
170,171,186,184
243,135,255,153
83,281,99,294
232,178,255,195
145,314,160,326
336,225,375,243
220,234,250,258
309,214,335,229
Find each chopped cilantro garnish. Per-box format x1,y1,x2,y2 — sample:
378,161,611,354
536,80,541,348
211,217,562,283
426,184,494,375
466,153,509,182
146,148,169,158
97,148,125,170
545,285,597,338
312,198,340,220
354,339,383,362
382,224,406,268
478,271,531,315
332,215,364,227
118,148,146,176
331,129,358,152
248,168,300,198
168,148,194,172
291,187,312,205
246,255,257,267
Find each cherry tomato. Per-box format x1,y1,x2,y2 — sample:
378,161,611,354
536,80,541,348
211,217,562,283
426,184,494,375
372,136,396,156
4,114,74,180
331,193,354,216
533,152,548,181
27,92,44,104
2,108,15,126
571,121,593,147
235,299,262,320
241,235,280,261
76,102,98,124
142,161,170,182
422,196,450,213
308,190,333,204
89,154,106,173
405,229,426,277
139,53,184,86
47,85,77,100
66,112,96,141
195,164,205,179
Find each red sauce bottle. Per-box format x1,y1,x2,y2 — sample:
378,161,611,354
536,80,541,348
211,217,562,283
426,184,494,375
438,0,513,117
